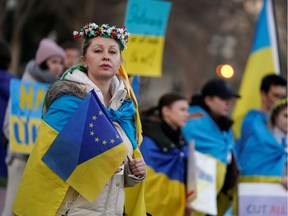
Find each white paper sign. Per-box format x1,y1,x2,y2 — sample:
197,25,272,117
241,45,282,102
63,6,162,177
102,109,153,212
238,183,288,216
186,140,197,202
189,151,217,215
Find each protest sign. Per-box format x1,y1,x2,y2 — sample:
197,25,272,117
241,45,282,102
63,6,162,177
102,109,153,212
9,78,49,154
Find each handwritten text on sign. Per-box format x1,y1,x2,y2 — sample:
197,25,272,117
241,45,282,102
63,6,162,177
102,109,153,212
10,79,49,154
125,0,172,36
123,34,165,77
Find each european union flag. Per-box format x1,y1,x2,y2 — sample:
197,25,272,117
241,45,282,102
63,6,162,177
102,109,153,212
42,90,128,201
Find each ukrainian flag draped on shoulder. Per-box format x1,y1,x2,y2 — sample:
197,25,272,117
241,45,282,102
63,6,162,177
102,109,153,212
142,137,187,216
13,90,128,215
182,106,232,164
232,0,280,138
237,111,285,183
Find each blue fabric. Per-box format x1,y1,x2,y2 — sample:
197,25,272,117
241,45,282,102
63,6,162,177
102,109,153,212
182,106,233,164
252,0,270,52
43,91,124,180
44,94,83,132
105,100,137,149
140,136,188,182
45,94,137,150
131,76,140,99
235,110,267,156
236,111,286,177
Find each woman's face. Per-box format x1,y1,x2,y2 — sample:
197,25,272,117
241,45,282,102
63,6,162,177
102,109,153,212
275,107,288,133
83,37,122,83
205,96,233,117
162,100,189,130
46,56,64,77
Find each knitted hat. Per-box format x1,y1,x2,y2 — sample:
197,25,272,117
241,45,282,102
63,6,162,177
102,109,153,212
35,38,66,65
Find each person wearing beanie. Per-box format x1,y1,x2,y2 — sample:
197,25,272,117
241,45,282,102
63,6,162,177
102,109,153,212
182,78,240,216
0,40,15,181
23,38,66,81
1,38,65,216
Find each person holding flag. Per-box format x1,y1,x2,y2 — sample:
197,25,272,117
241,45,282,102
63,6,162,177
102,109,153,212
12,22,146,216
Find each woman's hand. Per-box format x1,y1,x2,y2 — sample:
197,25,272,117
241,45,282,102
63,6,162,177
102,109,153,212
128,157,146,178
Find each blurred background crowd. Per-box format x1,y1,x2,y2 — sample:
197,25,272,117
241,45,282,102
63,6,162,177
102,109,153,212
0,0,287,215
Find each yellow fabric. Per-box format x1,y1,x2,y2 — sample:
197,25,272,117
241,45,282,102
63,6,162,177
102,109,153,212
13,122,69,216
239,175,282,184
232,48,276,138
119,65,146,215
125,147,147,216
66,144,128,202
144,167,186,216
13,121,145,216
119,65,143,145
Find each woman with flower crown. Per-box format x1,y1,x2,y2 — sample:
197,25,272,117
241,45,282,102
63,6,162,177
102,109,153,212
12,23,146,216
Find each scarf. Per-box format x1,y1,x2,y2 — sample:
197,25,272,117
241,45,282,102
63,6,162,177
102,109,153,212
105,99,137,149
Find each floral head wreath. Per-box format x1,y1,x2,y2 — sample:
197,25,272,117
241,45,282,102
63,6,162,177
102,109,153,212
73,23,129,50
272,97,288,112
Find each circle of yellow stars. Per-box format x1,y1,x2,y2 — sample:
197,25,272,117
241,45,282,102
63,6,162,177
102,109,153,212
88,111,121,145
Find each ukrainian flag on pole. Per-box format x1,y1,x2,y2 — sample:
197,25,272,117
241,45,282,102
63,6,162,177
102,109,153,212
232,0,280,138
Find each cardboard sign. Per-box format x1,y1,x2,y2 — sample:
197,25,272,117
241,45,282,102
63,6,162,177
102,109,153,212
124,0,172,77
189,151,217,215
9,78,49,154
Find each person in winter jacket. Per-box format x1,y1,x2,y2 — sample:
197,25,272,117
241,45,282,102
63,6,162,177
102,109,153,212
12,23,146,216
140,92,190,216
182,78,240,216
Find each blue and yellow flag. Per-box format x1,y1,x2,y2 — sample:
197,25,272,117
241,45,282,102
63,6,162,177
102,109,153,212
42,90,128,202
140,135,188,216
182,106,233,164
237,110,286,178
13,91,128,216
118,66,146,216
232,0,280,138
